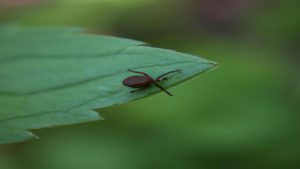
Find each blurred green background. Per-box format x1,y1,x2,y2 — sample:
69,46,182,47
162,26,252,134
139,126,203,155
0,0,299,168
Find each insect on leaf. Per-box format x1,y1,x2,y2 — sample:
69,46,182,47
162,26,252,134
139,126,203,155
0,25,217,144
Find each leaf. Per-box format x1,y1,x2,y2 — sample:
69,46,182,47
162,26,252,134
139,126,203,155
0,25,217,144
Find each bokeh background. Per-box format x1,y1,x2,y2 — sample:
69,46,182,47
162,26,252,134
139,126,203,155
0,0,299,169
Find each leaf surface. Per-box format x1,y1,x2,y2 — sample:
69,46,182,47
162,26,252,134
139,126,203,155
0,26,217,144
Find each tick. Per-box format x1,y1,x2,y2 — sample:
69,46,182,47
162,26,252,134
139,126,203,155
122,69,181,96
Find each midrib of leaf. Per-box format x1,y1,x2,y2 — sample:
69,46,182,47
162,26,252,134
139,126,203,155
0,60,211,96
0,46,214,95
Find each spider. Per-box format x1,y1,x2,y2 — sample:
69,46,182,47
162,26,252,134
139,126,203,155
122,69,181,96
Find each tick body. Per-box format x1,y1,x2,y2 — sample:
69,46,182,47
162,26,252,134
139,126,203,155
123,76,152,88
122,69,181,96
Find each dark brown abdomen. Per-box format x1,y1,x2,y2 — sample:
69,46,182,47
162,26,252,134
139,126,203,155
122,76,152,88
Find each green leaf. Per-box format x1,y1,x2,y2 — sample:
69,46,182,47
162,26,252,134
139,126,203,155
0,26,217,144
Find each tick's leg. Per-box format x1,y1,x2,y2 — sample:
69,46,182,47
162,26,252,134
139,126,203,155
155,69,181,82
152,82,173,96
128,69,149,76
130,83,173,96
159,77,169,81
